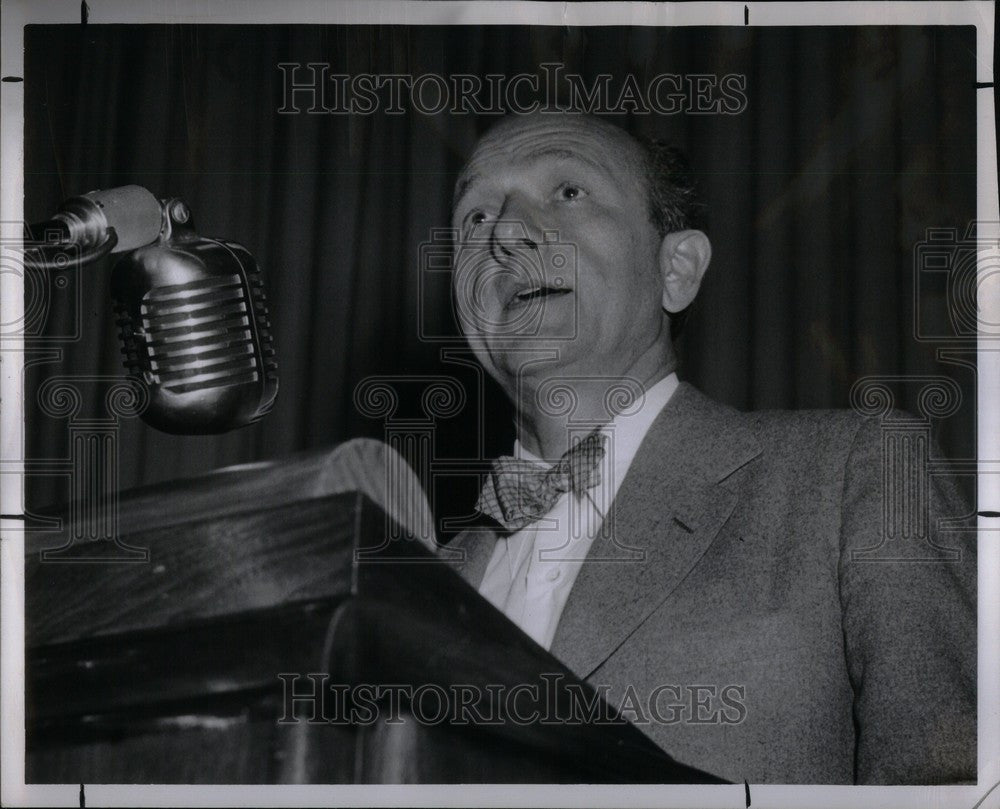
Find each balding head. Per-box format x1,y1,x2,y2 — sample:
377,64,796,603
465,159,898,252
455,113,701,241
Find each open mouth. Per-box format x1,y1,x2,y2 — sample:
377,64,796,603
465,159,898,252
507,285,572,308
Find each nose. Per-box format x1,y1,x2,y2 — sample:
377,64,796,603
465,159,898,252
489,194,543,262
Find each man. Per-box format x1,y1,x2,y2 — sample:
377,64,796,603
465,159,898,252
445,111,976,784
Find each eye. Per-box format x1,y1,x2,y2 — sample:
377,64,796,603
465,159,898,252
556,184,587,201
461,209,491,233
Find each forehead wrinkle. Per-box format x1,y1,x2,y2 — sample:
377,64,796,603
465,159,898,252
523,147,617,182
466,120,630,169
455,129,637,212
485,130,619,161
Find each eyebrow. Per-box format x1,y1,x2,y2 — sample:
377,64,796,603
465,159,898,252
452,146,613,213
453,173,480,212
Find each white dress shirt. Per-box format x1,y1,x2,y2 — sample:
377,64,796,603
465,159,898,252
478,373,679,649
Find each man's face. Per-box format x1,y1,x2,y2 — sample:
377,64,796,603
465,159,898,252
451,114,669,395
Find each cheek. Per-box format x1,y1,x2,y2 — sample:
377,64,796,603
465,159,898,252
575,220,659,300
451,249,496,318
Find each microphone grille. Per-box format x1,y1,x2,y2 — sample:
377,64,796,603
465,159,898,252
113,238,278,433
138,274,257,392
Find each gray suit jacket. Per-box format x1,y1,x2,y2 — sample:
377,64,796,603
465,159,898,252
448,383,976,784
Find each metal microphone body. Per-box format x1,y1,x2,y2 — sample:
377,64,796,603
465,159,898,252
110,199,278,434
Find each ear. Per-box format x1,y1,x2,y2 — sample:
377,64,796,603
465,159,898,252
658,230,712,313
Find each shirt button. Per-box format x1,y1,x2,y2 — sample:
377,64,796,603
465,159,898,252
545,567,561,582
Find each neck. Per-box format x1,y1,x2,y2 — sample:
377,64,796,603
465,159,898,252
514,346,676,459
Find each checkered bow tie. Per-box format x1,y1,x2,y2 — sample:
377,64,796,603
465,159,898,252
475,431,607,532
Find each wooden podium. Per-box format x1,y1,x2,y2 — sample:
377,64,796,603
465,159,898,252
24,448,724,784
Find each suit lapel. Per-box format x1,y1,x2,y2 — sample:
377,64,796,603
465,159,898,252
550,383,762,679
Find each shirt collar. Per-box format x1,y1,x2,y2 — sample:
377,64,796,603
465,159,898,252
512,372,679,511
602,371,677,482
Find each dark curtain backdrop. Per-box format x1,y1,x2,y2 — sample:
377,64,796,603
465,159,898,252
24,25,977,522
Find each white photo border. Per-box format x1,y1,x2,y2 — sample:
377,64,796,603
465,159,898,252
1,2,996,807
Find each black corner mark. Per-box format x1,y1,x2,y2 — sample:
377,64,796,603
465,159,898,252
979,511,1000,518
1,76,24,82
79,783,85,808
744,5,749,25
744,779,751,807
81,1,89,24
976,82,994,89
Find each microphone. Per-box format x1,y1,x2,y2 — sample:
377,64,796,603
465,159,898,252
28,186,278,434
